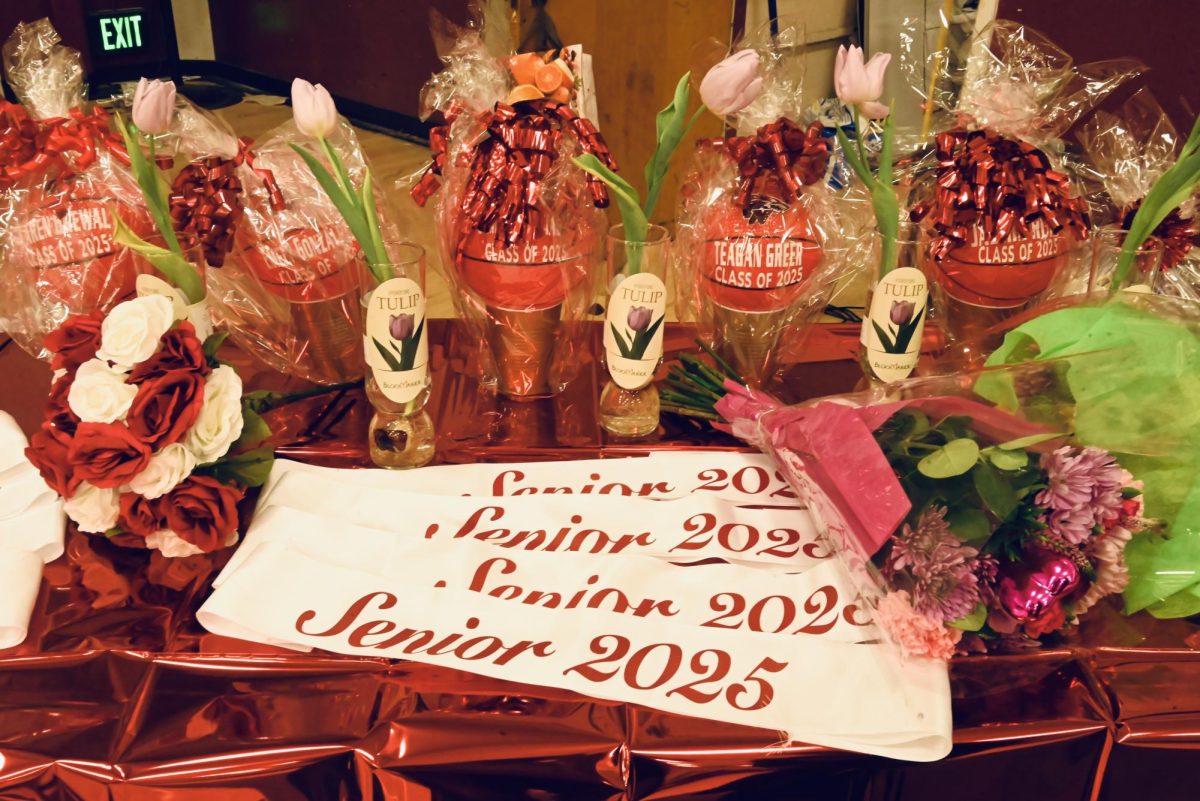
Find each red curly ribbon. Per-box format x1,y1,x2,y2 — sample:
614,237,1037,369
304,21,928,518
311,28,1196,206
1121,201,1197,271
701,118,830,214
0,102,131,190
909,128,1090,261
167,138,286,268
411,99,615,246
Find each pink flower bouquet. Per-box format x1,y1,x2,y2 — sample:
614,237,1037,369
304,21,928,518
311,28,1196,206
716,356,1159,660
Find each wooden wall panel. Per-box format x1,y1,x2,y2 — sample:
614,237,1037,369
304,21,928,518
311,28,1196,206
528,0,731,223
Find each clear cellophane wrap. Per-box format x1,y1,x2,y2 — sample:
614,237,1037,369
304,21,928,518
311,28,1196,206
1074,89,1200,300
904,19,1143,342
723,292,1200,659
206,115,394,385
673,21,863,388
0,19,155,359
409,11,614,397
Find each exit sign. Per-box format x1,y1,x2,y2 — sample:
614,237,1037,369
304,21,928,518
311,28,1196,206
88,9,149,54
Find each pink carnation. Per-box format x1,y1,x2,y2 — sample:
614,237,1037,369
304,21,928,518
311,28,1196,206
873,590,962,661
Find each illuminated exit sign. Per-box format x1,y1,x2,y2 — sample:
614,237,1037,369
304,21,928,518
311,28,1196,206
88,9,149,53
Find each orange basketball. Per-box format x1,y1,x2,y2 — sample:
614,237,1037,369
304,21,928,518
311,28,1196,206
701,197,823,313
925,222,1078,309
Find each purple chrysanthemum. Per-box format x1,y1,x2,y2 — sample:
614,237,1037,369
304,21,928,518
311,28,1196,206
888,506,987,622
1037,446,1126,545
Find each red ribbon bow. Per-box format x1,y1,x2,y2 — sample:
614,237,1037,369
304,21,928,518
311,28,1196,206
0,102,130,190
167,137,285,268
411,99,616,247
909,127,1090,261
702,118,830,214
1121,201,1197,271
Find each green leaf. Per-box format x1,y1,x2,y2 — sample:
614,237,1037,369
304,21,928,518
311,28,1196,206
234,406,272,450
892,304,926,352
609,322,633,358
947,603,988,631
834,127,873,186
113,112,182,255
360,168,389,278
629,314,665,359
946,507,991,544
642,72,693,218
996,432,1065,450
112,215,205,303
879,108,895,188
291,143,379,276
210,447,275,488
987,447,1029,471
972,462,1019,520
202,331,229,363
871,319,898,352
917,438,980,479
400,317,425,370
371,336,404,370
573,153,648,261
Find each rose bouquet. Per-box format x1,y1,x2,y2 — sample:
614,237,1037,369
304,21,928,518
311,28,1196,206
24,294,273,556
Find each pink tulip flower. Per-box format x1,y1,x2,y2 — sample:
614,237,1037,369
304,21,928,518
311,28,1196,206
131,78,176,134
699,49,763,116
291,77,338,139
834,45,891,119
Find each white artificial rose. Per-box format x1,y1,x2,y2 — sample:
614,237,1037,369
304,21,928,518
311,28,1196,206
145,529,205,558
127,443,196,499
183,365,244,464
63,481,120,533
96,295,176,369
186,298,213,343
67,358,138,423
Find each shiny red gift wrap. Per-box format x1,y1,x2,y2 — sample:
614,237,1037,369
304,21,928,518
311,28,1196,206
1,322,1199,799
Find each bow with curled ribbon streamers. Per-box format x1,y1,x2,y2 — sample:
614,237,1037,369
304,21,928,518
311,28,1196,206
0,102,130,190
1121,201,1198,271
169,137,285,268
909,128,1090,261
412,100,615,247
701,118,830,216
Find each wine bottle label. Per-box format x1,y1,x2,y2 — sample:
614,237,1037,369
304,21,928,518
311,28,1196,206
604,272,667,390
863,267,927,384
364,277,428,403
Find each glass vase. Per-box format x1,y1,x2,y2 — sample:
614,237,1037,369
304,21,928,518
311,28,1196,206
859,235,929,386
360,242,436,469
600,223,670,437
1087,225,1165,294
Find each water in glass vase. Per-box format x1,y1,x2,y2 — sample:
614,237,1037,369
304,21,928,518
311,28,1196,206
361,243,436,468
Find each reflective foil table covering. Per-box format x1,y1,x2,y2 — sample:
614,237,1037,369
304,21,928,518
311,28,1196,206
0,322,1196,800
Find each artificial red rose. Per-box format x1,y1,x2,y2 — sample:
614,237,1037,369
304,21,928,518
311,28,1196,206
1023,601,1068,638
129,321,210,383
43,309,104,371
125,370,205,449
68,422,153,488
44,372,79,437
162,475,243,552
118,492,164,538
25,425,81,497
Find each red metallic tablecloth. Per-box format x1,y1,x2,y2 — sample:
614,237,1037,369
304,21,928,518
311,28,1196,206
0,321,1197,800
